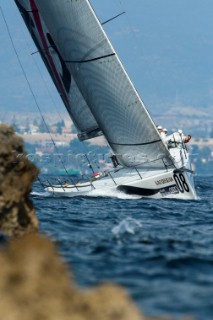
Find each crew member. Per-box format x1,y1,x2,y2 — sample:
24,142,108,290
166,130,191,148
157,125,167,142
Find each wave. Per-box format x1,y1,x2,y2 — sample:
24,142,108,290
31,191,51,197
86,188,142,200
112,218,143,238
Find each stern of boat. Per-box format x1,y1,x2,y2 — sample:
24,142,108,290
116,168,197,200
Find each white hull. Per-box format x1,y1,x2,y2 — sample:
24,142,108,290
45,165,197,200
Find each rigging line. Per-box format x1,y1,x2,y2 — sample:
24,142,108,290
0,7,79,191
102,11,126,26
31,45,52,55
29,47,66,125
26,9,38,13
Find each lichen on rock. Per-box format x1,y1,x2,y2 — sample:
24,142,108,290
0,123,39,236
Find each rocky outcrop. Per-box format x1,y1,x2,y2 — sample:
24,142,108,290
0,124,39,236
0,233,154,320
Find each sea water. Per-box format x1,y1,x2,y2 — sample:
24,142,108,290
32,175,213,320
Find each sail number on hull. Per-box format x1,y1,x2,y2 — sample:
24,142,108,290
173,173,190,193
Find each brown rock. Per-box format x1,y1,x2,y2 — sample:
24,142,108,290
0,233,156,320
0,123,39,236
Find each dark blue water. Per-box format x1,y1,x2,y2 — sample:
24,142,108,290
32,176,213,320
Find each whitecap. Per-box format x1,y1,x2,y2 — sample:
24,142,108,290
112,218,142,238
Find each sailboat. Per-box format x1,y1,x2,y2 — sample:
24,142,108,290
14,0,197,200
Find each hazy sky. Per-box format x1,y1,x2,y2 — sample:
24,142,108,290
0,0,213,117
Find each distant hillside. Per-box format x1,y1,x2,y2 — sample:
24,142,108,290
1,0,213,120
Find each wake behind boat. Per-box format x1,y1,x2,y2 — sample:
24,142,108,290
14,0,197,200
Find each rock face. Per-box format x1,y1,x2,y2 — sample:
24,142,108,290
0,233,152,320
0,124,39,236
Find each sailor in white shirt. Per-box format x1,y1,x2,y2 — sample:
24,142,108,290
157,125,167,142
166,129,191,148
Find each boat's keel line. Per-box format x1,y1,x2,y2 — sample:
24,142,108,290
116,184,179,197
116,185,160,196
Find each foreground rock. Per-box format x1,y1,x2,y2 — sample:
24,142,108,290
0,233,155,320
0,124,39,236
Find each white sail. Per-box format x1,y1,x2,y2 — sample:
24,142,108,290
15,0,103,140
15,0,174,169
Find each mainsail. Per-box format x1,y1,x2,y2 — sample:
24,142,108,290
15,0,174,169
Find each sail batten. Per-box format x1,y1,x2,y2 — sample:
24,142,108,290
64,53,116,64
109,140,162,146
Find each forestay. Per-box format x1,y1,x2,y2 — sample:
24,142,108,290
16,0,174,169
